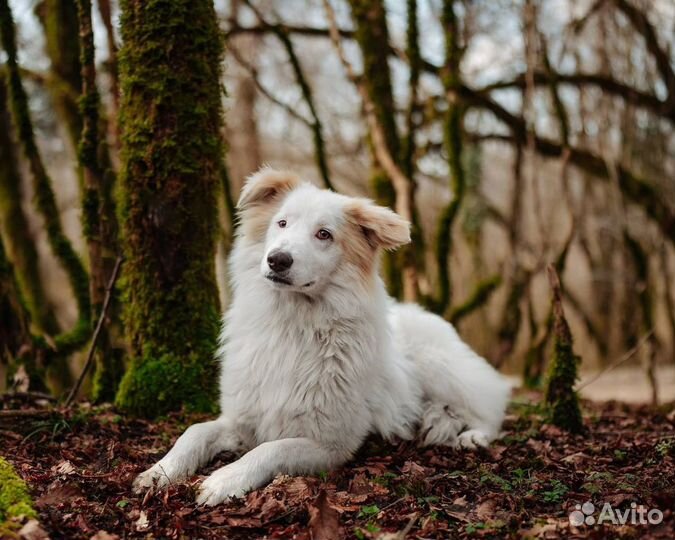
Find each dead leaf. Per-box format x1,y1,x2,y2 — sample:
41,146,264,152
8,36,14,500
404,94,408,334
475,499,497,521
308,490,339,540
134,510,149,532
89,532,119,540
52,460,76,475
36,484,83,507
18,519,50,540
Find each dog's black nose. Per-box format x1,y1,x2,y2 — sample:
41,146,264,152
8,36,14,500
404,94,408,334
267,250,293,272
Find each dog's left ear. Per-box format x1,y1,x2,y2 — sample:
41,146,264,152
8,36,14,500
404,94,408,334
346,199,411,250
237,167,301,209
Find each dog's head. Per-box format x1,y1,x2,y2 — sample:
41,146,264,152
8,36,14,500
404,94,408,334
237,167,410,294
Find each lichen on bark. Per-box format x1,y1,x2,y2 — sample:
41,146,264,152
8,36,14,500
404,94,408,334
114,0,224,417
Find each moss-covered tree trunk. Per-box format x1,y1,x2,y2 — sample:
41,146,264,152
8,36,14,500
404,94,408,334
35,0,83,150
432,0,465,315
75,0,122,402
114,0,224,417
0,74,58,335
0,235,32,368
0,0,90,395
348,0,406,299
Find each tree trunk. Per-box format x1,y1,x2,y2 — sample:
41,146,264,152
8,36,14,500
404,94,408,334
76,0,122,402
0,74,58,335
114,0,224,417
0,234,32,368
35,0,82,150
348,0,412,300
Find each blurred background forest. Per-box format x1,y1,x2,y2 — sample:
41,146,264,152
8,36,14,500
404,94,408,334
1,0,674,409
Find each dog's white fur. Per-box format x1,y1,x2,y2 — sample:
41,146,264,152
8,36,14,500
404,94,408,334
133,168,510,506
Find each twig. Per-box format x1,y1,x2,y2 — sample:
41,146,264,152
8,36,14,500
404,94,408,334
577,330,653,391
65,257,122,407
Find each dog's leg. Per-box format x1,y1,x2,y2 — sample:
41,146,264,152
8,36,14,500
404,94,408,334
133,417,241,492
196,437,346,506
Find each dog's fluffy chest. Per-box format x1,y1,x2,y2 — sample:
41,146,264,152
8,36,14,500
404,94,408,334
219,298,377,447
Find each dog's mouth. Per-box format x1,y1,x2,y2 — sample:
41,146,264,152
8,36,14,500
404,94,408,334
266,273,292,286
265,274,315,289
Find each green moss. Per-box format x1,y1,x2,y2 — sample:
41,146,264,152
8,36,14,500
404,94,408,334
0,457,36,524
544,338,583,433
115,351,218,418
114,0,224,416
91,346,124,403
544,270,584,434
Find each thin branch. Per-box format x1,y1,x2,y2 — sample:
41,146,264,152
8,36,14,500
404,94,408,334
611,0,675,104
577,330,653,391
227,44,312,127
65,257,122,407
479,71,671,119
243,0,333,190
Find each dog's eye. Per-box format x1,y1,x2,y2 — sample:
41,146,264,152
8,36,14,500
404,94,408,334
278,220,287,228
316,229,332,241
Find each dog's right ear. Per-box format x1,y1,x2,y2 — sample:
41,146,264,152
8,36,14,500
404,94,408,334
237,167,301,210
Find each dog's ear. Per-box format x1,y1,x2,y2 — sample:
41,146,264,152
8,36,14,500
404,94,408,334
237,167,301,209
346,199,411,250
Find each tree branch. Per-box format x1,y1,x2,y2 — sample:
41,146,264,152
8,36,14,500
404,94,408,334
479,71,672,120
242,0,333,190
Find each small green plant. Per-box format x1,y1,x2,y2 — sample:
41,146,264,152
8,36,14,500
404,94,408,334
466,522,487,534
655,438,675,458
541,479,568,503
358,504,380,518
480,471,512,492
116,500,130,509
372,472,397,487
364,522,380,533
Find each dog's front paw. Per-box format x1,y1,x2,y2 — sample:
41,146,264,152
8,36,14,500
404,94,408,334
458,429,490,449
196,464,254,506
132,463,176,493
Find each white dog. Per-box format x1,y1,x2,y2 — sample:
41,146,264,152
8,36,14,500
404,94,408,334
133,168,510,506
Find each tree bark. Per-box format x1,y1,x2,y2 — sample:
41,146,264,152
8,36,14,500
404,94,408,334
35,0,83,151
114,0,224,417
76,0,122,402
0,0,90,361
0,74,58,335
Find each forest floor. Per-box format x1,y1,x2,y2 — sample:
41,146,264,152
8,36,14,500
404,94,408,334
1,391,674,540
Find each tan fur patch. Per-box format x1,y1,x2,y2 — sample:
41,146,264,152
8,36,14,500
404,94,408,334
237,167,301,210
237,167,302,242
339,219,378,280
341,199,411,281
344,199,411,250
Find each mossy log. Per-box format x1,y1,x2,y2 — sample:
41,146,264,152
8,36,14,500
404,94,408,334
114,0,224,417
